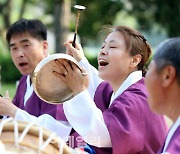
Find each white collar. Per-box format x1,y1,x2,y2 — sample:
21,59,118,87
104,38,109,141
24,75,33,106
163,116,180,152
26,75,31,88
110,71,142,106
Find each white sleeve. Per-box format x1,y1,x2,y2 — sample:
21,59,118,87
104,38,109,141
79,58,103,99
63,90,112,147
14,109,72,142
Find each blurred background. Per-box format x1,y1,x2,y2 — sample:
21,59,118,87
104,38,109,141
0,0,179,98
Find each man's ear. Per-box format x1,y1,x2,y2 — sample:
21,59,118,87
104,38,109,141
43,40,48,56
130,54,142,68
162,66,176,87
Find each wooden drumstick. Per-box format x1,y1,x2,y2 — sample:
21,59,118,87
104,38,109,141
0,94,3,119
72,5,86,48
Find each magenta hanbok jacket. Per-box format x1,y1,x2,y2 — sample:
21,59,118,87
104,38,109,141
92,79,167,154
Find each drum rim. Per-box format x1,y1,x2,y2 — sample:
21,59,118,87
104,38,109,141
33,53,80,73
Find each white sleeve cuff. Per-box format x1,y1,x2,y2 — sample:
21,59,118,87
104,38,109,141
15,109,72,142
78,57,103,99
64,90,112,147
78,57,89,66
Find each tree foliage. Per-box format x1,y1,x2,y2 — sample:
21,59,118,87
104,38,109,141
0,0,38,53
0,0,179,54
127,0,180,37
0,0,179,83
71,0,123,43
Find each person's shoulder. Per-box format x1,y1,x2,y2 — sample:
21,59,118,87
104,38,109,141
97,81,113,92
129,78,146,90
112,78,148,108
124,78,147,98
95,81,113,102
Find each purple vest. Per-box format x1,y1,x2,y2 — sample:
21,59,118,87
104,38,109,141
13,76,67,121
92,78,167,154
157,125,180,154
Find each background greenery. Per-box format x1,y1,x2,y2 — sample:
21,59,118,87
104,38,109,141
0,55,21,83
0,0,179,53
0,83,16,99
0,0,179,98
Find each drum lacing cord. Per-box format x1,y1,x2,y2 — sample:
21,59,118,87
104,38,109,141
59,138,65,154
0,117,13,133
38,126,59,153
0,118,35,148
0,118,66,154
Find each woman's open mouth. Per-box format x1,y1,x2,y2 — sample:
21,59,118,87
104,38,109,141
99,59,109,66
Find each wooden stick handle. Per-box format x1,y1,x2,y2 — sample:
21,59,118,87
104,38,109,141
72,33,77,48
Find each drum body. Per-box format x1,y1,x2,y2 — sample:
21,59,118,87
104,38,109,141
0,118,72,154
32,54,80,104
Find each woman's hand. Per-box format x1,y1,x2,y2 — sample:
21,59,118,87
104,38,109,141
64,40,85,62
53,59,89,96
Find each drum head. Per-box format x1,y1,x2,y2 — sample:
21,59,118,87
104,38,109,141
32,54,80,104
